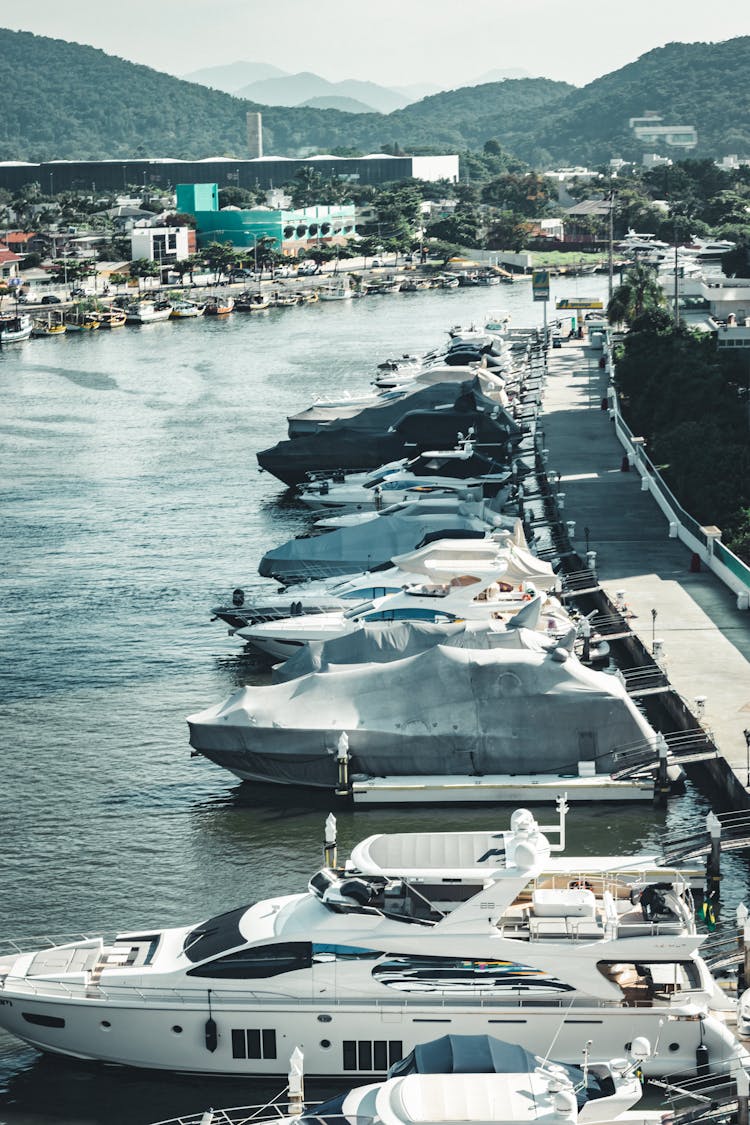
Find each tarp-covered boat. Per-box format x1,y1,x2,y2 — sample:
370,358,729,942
187,638,657,789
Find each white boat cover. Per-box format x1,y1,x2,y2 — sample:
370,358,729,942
258,503,504,583
188,642,657,789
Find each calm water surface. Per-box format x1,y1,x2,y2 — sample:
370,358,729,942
1,278,747,1124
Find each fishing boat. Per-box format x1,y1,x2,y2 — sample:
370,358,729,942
270,291,299,308
235,291,270,311
0,313,33,341
124,299,173,324
0,803,742,1077
170,299,205,319
203,295,235,316
96,306,127,328
31,313,66,337
319,279,353,301
64,306,100,332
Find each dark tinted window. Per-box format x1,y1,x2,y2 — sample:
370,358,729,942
187,941,312,979
183,905,250,963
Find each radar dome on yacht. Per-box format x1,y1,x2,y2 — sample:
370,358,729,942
510,808,536,834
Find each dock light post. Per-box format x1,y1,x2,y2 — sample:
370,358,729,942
287,1047,305,1117
324,813,337,869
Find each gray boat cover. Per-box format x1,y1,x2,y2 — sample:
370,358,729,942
187,642,657,788
258,503,503,583
272,620,554,683
390,1034,542,1076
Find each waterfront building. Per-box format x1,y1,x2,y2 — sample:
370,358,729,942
176,182,356,255
130,223,193,266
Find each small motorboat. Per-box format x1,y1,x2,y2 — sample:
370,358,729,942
147,1033,664,1125
235,290,270,311
0,313,33,341
124,300,173,323
64,306,100,332
96,306,127,328
203,295,235,316
31,314,66,337
170,299,205,318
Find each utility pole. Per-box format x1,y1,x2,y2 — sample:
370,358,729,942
607,190,615,304
673,207,680,327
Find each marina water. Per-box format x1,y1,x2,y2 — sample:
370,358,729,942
1,277,748,1123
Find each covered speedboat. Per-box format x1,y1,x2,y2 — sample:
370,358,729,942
257,501,503,584
258,380,523,487
187,640,658,788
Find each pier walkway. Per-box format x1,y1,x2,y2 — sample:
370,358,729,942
541,340,750,799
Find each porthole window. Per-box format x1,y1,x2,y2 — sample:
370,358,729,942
320,1039,331,1048
317,1014,332,1023
172,1025,183,1034
669,1042,680,1052
101,1020,111,1030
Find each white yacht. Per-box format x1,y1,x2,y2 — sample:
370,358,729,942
298,442,514,512
212,523,530,631
0,805,742,1077
150,1033,666,1125
234,566,568,662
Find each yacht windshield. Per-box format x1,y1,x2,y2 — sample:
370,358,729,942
182,904,250,963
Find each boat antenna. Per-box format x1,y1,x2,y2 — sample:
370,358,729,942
539,996,576,1070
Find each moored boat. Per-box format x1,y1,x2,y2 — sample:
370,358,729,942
96,306,127,328
64,306,100,332
170,299,205,318
31,313,66,337
124,299,173,324
203,295,235,315
0,803,743,1077
235,290,270,311
0,313,33,341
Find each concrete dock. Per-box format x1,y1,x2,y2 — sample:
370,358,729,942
541,340,750,800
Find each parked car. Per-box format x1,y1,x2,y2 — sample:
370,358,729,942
41,294,62,304
70,286,94,297
228,268,254,280
370,258,382,268
297,261,320,276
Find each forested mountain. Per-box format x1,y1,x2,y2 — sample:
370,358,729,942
1,28,749,166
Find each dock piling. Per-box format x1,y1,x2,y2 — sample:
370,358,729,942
706,811,722,903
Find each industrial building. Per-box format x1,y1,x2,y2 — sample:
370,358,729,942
0,154,459,195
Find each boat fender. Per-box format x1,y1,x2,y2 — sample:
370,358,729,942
696,1042,709,1077
205,1017,218,1052
232,588,245,608
320,481,329,495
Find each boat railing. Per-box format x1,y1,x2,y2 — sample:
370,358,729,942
0,933,101,957
0,971,707,1011
149,1087,297,1125
152,1112,375,1125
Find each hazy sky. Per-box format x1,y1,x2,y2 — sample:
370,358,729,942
5,0,750,88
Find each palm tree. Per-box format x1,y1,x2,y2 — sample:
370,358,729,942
607,263,665,326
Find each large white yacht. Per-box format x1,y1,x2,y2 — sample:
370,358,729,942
1,805,741,1078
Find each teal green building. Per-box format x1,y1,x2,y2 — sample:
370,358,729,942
176,183,356,255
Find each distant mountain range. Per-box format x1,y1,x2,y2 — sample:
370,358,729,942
1,29,748,168
182,60,532,113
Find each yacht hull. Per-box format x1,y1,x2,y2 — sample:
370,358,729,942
0,992,740,1078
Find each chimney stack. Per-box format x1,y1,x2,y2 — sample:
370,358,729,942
247,112,263,159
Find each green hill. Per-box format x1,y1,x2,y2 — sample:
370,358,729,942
1,28,749,167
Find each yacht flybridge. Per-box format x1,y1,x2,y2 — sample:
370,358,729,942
0,803,743,1078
